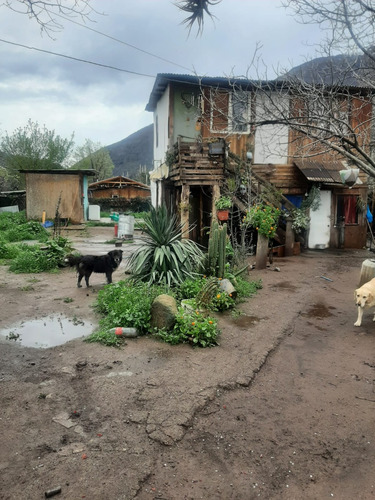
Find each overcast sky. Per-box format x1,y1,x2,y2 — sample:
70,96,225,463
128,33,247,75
0,0,326,149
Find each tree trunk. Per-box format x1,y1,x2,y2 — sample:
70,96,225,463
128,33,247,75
256,233,269,269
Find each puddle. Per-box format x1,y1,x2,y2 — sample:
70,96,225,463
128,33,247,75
0,315,95,348
301,303,334,319
233,314,263,328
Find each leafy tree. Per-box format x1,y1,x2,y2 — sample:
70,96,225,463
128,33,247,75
0,119,74,188
72,139,114,181
2,0,100,37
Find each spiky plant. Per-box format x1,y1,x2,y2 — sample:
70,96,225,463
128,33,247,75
127,205,204,287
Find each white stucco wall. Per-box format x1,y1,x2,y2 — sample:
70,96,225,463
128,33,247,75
149,85,170,207
254,92,289,164
154,85,170,167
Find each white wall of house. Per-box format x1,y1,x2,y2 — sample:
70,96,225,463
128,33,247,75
254,92,289,164
154,85,170,167
149,85,170,207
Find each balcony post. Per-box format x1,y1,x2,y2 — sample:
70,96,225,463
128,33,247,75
181,184,190,239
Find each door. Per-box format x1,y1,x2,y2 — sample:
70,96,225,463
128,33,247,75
308,190,331,249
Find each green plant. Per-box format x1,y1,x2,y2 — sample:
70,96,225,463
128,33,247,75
242,203,280,238
9,246,58,273
93,280,169,335
206,221,227,278
156,307,219,347
127,205,204,286
291,208,310,233
210,290,236,311
215,196,232,210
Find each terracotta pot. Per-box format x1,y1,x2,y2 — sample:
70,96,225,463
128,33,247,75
217,210,229,221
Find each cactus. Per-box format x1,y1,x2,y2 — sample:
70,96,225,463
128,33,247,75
207,221,227,278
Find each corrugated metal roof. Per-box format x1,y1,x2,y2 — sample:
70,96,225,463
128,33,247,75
294,160,344,184
145,73,260,112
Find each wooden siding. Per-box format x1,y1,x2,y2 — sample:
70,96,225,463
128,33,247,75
90,187,150,200
169,140,225,186
252,164,309,195
25,172,84,223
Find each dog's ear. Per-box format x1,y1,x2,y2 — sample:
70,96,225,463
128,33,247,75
354,289,358,300
368,292,373,304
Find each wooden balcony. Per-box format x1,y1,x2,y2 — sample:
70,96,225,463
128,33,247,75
168,140,225,186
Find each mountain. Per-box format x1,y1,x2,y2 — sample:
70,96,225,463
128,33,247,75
105,124,154,179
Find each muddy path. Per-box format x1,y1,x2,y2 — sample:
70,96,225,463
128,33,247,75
0,231,374,499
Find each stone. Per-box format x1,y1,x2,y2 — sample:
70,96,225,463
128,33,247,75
150,294,178,331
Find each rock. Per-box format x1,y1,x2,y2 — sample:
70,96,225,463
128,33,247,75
219,279,237,299
150,294,178,331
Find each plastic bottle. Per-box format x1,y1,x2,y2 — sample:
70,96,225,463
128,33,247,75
109,327,138,337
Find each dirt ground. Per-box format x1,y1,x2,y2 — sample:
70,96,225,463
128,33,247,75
0,226,375,500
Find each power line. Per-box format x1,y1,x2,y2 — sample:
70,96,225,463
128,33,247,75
0,37,155,78
48,9,193,73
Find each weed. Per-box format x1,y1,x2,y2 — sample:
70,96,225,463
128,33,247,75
21,284,34,291
63,297,74,303
85,329,124,347
92,280,170,337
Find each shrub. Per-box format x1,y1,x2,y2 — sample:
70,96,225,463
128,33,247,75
127,205,204,286
0,211,27,230
7,237,73,273
210,291,236,312
4,221,48,242
9,247,58,273
157,307,219,347
93,280,170,335
243,203,280,238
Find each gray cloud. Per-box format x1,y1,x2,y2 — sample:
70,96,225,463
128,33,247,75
0,0,325,146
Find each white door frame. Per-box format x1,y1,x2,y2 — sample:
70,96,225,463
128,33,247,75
308,190,331,249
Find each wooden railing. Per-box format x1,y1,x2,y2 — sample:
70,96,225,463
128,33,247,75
168,140,225,186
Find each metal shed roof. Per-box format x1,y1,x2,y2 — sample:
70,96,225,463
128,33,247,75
294,160,345,184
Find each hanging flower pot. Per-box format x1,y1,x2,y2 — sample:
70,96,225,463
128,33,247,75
217,209,229,221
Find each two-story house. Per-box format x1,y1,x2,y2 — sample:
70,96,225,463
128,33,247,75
146,66,371,249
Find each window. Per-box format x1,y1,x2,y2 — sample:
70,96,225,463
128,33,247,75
337,195,358,224
209,89,251,134
231,91,251,133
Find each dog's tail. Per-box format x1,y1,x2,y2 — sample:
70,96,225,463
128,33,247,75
64,254,82,267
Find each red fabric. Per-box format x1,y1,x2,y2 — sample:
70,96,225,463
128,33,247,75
344,196,357,223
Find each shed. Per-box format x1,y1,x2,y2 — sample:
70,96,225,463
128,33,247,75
21,169,97,224
88,176,150,201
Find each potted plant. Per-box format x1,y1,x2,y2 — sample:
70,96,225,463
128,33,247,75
242,203,280,269
215,196,232,221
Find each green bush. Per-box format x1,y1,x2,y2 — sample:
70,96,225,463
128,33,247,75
210,291,236,312
157,307,219,347
0,242,23,260
93,280,170,335
7,236,73,273
9,247,58,273
4,221,48,242
0,211,27,230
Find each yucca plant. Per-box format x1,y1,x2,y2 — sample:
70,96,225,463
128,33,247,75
127,205,204,287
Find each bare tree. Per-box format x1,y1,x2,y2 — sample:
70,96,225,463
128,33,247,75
283,0,375,64
1,0,100,36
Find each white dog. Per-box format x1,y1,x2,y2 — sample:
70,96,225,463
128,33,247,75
354,277,375,326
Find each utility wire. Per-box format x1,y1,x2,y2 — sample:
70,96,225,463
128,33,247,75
47,8,193,73
0,37,155,77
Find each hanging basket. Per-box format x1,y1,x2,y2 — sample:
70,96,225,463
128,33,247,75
217,209,229,221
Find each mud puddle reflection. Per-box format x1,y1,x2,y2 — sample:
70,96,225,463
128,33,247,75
0,314,95,348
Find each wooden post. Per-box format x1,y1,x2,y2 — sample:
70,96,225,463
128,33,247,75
284,215,295,257
212,184,220,221
181,184,190,239
256,233,269,269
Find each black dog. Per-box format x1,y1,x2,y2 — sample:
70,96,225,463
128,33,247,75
65,250,123,287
